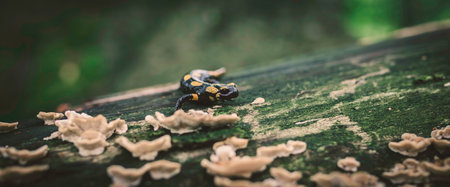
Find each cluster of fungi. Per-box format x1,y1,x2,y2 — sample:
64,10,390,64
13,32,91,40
0,66,449,186
0,103,241,186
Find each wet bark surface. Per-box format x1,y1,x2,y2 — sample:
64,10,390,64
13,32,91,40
1,29,449,186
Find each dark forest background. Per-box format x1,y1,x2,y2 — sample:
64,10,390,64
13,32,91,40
1,0,449,121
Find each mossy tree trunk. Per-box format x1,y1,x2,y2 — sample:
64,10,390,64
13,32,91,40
1,29,449,186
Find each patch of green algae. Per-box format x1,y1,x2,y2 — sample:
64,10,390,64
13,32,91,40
1,30,449,186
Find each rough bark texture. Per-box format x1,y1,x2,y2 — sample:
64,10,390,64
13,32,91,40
1,29,449,186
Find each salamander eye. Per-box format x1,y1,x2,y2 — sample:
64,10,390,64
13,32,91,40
227,83,236,87
220,88,230,94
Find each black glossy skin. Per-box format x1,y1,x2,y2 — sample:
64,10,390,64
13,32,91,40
175,68,239,111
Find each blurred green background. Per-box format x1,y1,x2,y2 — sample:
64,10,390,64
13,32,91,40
1,0,449,122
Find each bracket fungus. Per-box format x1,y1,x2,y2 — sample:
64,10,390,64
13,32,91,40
64,110,92,119
145,109,240,134
36,112,64,125
256,140,307,159
351,172,384,187
210,145,236,162
214,176,267,187
145,115,161,131
115,135,172,161
107,165,148,187
214,168,304,187
201,156,273,178
337,157,360,172
431,126,450,139
421,157,450,176
73,130,108,156
0,145,48,165
311,171,382,187
311,172,354,187
212,136,248,151
0,165,49,183
264,167,304,187
257,144,292,159
107,160,181,187
251,97,265,105
388,133,431,157
145,160,181,180
286,140,307,154
382,158,429,184
0,122,18,133
47,111,127,156
54,111,127,142
430,126,450,154
210,137,248,162
429,138,450,154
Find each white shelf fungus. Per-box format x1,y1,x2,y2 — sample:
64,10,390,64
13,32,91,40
382,158,429,184
286,140,307,154
214,176,270,187
73,130,108,156
210,145,236,162
214,167,305,187
256,140,307,159
0,145,48,165
264,167,304,187
251,97,265,105
64,110,92,119
145,115,162,131
388,133,431,157
311,172,352,187
107,160,181,187
145,160,181,180
46,111,127,156
36,112,64,125
213,136,248,151
0,165,49,183
55,111,127,142
421,157,450,176
337,157,360,172
351,172,384,187
115,135,172,161
107,165,148,187
430,126,450,154
257,144,292,159
431,126,450,139
201,156,273,178
429,138,450,154
206,139,305,186
145,109,240,134
210,137,248,162
0,121,18,133
311,171,383,187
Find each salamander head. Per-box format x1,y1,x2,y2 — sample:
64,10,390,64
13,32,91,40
218,83,239,100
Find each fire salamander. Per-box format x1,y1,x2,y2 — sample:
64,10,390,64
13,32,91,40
175,67,239,111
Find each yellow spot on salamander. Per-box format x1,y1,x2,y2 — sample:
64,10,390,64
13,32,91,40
209,96,215,101
206,86,219,94
191,81,203,86
192,94,198,101
227,83,236,86
184,74,191,81
216,93,220,98
193,72,201,77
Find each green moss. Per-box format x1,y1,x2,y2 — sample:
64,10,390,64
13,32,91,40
1,30,450,186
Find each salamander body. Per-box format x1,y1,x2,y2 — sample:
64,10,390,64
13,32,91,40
175,67,238,110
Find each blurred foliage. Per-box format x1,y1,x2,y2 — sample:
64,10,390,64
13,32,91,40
343,0,403,38
343,0,450,39
0,0,449,121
